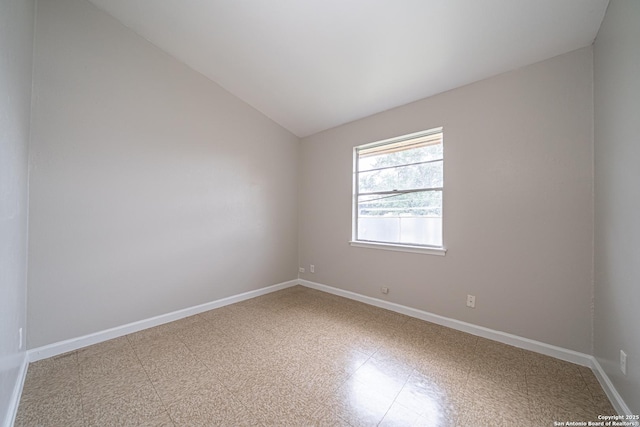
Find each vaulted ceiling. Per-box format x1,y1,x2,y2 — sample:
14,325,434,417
87,0,609,137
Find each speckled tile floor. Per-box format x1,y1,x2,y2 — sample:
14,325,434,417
16,285,616,426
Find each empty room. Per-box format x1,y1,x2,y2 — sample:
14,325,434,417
1,0,638,425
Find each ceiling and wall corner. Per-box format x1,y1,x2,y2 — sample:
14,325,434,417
86,0,609,137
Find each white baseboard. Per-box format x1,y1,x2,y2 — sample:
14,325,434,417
300,279,592,365
3,352,28,427
299,279,632,414
590,357,633,416
28,279,298,362
22,277,631,416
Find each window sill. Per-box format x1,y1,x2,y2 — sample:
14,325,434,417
349,241,446,256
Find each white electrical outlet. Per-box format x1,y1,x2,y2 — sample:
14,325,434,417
381,287,389,294
466,294,476,308
18,328,23,350
620,350,627,375
310,265,315,273
299,267,305,273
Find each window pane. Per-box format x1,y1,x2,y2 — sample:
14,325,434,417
358,191,442,216
358,160,443,193
357,190,442,246
359,142,442,171
354,128,444,248
358,217,442,246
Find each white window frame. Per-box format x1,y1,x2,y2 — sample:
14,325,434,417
350,128,446,256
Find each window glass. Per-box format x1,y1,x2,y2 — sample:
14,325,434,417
354,128,443,248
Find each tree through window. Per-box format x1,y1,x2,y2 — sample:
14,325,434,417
353,128,443,248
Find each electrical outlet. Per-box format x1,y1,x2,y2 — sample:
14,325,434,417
310,264,315,273
381,287,389,294
466,294,476,308
620,350,627,375
299,267,305,273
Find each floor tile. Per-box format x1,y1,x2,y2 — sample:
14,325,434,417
214,353,290,395
522,348,582,378
371,339,425,371
528,399,608,426
379,401,457,427
175,320,229,350
313,340,371,375
83,382,166,427
394,369,464,423
136,340,206,383
526,369,593,410
463,377,532,427
77,335,132,362
287,358,351,402
127,325,178,346
15,387,84,427
150,362,223,406
79,352,152,403
19,352,80,402
17,287,616,426
78,342,140,378
129,331,184,358
309,405,353,427
467,347,527,392
26,351,78,377
327,376,396,426
349,355,413,400
379,402,423,427
168,391,258,427
198,305,256,337
234,381,323,426
400,318,449,347
418,344,475,376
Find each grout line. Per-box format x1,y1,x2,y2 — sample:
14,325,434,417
74,351,88,427
22,285,623,424
126,334,175,426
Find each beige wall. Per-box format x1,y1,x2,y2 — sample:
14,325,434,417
10,0,639,412
0,0,34,422
27,0,299,348
300,48,594,353
594,0,640,413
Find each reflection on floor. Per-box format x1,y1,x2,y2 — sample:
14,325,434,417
16,285,615,426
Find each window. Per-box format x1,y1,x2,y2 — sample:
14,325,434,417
352,127,444,253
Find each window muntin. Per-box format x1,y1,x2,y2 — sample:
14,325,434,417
354,128,443,248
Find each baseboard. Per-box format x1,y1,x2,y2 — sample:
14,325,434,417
300,279,593,366
28,279,298,362
3,352,28,427
300,279,635,414
590,357,633,416
22,277,631,416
